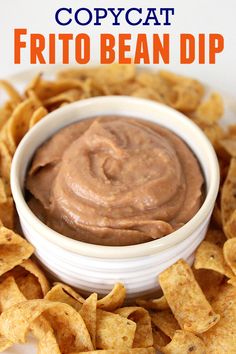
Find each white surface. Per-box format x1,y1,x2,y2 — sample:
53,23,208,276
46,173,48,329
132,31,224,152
0,0,235,97
5,339,36,354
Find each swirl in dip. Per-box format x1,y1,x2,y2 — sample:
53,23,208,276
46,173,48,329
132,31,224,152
26,116,204,246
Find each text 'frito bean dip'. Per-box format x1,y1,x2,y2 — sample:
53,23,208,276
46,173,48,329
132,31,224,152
26,116,204,246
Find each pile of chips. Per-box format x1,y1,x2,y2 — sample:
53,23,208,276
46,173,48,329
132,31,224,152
0,64,235,353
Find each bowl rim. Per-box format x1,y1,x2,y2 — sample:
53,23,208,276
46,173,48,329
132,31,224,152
11,96,220,259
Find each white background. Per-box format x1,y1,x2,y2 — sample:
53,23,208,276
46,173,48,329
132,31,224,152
0,0,235,97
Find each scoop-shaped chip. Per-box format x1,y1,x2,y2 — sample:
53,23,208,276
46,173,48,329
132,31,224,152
0,299,93,352
200,123,225,149
4,96,41,153
0,226,34,276
161,330,206,354
151,310,180,339
224,209,236,239
212,204,223,229
193,269,224,303
159,70,204,112
159,70,203,88
201,284,236,352
136,295,169,311
58,64,135,87
220,137,236,157
159,259,220,334
170,81,203,112
26,74,90,101
115,307,153,348
221,158,236,237
45,283,84,311
0,276,25,352
0,141,12,205
228,277,236,287
152,325,170,350
204,228,226,247
15,272,42,300
19,259,50,297
131,86,165,103
96,309,136,349
194,93,223,124
0,276,25,311
0,178,7,203
0,80,22,106
31,316,61,354
0,141,11,184
29,106,48,129
131,71,174,104
0,277,60,354
43,89,85,109
0,277,27,352
0,197,14,229
1,264,40,300
96,63,136,86
223,238,236,275
0,102,13,131
194,241,234,278
75,349,156,354
57,67,97,81
24,73,42,95
26,88,42,106
80,293,97,349
74,68,132,96
228,124,236,136
97,283,126,311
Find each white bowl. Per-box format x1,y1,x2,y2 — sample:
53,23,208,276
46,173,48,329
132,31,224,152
11,96,219,298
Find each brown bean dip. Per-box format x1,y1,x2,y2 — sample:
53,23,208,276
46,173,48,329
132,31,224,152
26,116,204,246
